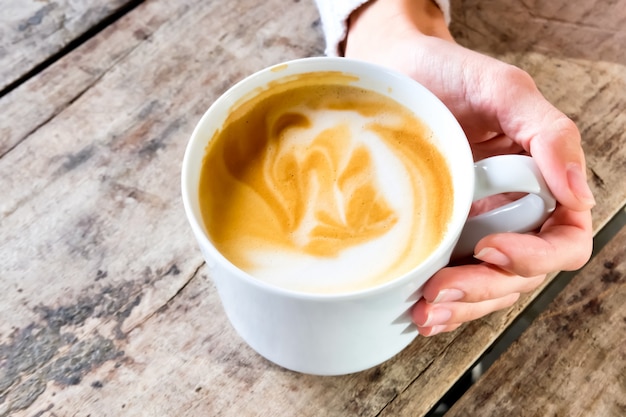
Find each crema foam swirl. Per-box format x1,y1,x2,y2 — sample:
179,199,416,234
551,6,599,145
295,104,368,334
199,72,453,294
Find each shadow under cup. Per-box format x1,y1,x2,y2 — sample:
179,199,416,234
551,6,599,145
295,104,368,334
181,57,475,375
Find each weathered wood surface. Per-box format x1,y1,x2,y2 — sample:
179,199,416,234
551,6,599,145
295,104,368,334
0,0,625,416
452,0,626,65
447,223,626,417
0,0,139,92
0,0,173,159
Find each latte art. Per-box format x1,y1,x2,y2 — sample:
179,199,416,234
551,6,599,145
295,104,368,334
199,73,453,293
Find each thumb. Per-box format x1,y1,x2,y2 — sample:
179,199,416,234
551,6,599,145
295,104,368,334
494,71,595,212
528,116,596,211
487,64,595,212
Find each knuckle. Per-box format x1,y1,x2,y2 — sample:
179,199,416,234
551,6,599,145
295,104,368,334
566,240,593,271
497,63,536,91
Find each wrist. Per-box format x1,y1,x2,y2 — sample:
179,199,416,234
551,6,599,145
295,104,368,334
344,0,453,56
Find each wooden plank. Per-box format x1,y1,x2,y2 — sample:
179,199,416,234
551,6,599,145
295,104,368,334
0,0,213,338
0,0,624,416
451,0,626,65
1,266,471,416
0,0,176,158
446,223,626,417
0,0,324,415
0,0,140,92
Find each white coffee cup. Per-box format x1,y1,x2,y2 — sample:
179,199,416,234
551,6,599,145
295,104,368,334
181,57,556,375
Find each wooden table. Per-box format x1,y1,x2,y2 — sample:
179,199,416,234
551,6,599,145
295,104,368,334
1,1,624,416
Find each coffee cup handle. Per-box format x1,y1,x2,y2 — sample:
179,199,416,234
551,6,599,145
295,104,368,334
453,155,557,258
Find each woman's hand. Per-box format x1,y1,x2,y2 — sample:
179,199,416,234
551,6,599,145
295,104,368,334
345,0,594,335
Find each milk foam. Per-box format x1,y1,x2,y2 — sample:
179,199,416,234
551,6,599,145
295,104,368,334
246,109,424,292
199,78,453,294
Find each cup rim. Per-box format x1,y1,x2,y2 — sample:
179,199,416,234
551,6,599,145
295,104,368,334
181,56,474,301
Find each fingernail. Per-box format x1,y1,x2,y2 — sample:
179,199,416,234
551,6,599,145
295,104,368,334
426,325,447,336
423,307,452,327
433,288,465,303
474,247,510,267
567,163,596,207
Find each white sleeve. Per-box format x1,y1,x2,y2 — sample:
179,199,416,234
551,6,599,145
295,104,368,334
314,0,451,56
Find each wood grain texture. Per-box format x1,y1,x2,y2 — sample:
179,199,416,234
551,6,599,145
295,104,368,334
0,0,172,158
1,0,324,415
0,0,139,92
0,0,625,416
451,0,626,64
446,224,626,417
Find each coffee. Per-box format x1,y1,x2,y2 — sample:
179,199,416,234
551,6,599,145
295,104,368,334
198,71,453,294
